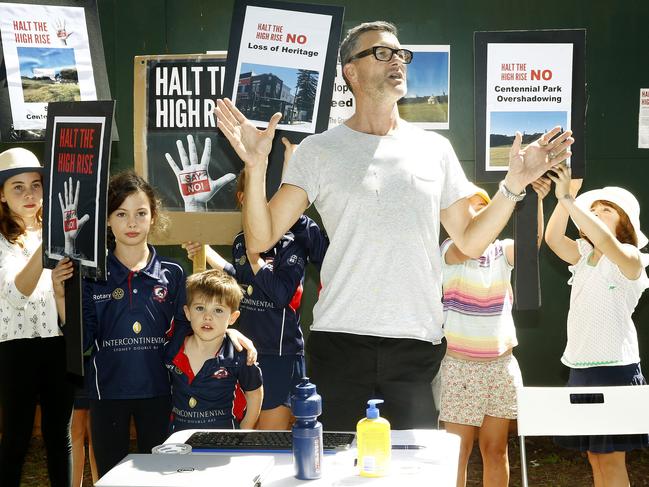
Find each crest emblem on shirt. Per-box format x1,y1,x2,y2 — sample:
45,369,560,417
238,255,246,265
152,285,168,302
247,285,253,296
213,367,230,379
112,288,125,300
189,397,197,408
133,321,142,334
288,254,297,265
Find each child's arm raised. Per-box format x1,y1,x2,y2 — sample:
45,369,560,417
548,165,644,279
532,176,552,249
247,240,308,308
183,242,231,271
545,166,582,265
502,176,553,266
239,386,263,429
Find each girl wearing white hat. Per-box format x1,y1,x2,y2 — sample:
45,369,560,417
546,163,648,486
0,148,76,487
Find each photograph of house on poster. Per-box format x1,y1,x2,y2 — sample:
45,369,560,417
236,63,319,127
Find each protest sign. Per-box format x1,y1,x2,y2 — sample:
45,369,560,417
224,0,343,136
0,0,113,141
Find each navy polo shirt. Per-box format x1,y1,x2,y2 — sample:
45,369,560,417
83,245,189,400
225,215,328,356
165,332,263,432
292,214,329,270
230,224,306,356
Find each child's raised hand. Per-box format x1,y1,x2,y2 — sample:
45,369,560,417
546,163,572,199
531,176,552,200
281,137,298,177
569,177,583,196
182,241,203,259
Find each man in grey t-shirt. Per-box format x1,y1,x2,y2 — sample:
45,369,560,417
216,21,573,430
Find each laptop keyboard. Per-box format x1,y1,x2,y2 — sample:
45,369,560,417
185,431,355,453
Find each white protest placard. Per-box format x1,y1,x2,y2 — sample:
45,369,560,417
639,88,649,149
0,2,97,130
485,43,573,170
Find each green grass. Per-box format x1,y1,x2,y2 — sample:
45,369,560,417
21,78,80,103
397,100,448,123
489,145,511,167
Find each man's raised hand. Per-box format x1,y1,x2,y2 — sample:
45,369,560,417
215,98,282,169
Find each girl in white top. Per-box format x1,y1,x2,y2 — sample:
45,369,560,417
545,163,649,487
0,148,75,487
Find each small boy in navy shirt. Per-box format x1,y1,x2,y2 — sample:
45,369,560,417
165,269,263,432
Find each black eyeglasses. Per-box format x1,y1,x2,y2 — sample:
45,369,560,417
348,46,413,64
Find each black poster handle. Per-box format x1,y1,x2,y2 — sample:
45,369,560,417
63,259,84,376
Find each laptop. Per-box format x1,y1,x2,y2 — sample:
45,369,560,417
95,453,275,487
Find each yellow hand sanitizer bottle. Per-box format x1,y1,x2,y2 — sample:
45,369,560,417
356,399,391,477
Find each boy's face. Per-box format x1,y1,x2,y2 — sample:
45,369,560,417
184,294,240,342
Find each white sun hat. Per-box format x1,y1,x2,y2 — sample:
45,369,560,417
0,148,43,186
574,186,648,248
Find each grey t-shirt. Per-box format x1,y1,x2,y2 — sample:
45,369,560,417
283,122,473,342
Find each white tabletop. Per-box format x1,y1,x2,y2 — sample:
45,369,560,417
160,429,460,486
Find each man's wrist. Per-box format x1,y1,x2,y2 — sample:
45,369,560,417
246,156,268,169
498,180,526,202
502,174,525,195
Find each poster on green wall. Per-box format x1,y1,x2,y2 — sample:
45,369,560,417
398,45,450,130
329,45,451,131
474,30,585,183
0,0,114,142
224,0,344,137
134,54,240,215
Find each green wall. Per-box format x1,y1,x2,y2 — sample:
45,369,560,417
3,0,648,385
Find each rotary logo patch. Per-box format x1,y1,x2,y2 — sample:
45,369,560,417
112,288,125,300
213,367,230,379
152,285,168,302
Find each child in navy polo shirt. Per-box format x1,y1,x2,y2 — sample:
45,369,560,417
83,171,190,477
83,172,257,477
184,139,328,430
165,269,263,432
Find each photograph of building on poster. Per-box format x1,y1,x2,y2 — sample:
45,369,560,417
397,46,450,129
489,110,568,167
18,47,80,102
236,63,319,127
